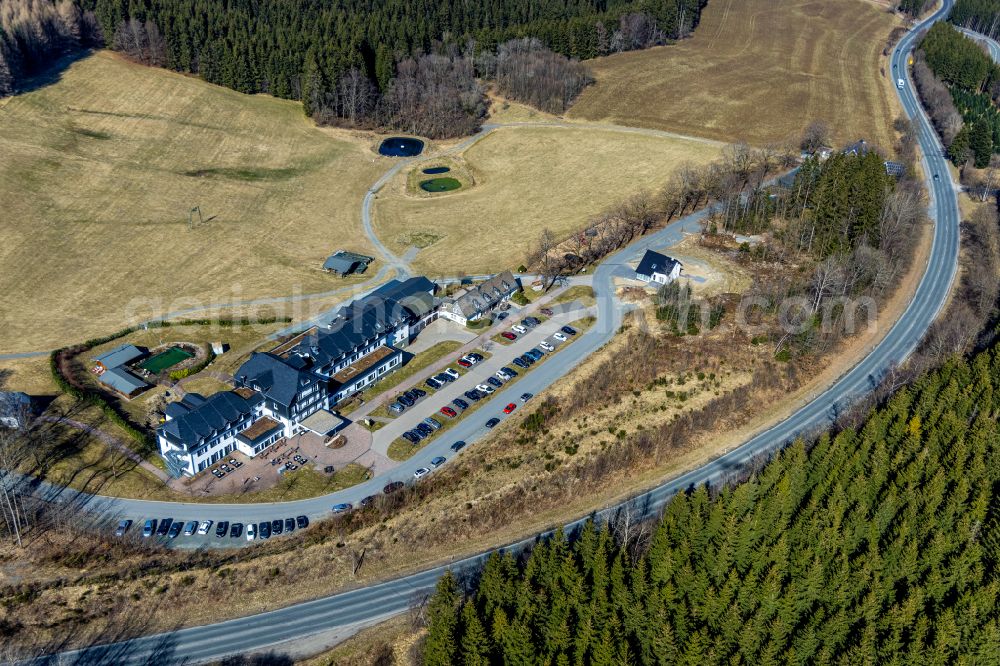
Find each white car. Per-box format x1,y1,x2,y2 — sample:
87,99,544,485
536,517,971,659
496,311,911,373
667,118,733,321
553,332,567,342
540,341,555,352
246,523,256,541
476,383,495,394
512,325,527,334
462,354,479,366
197,520,212,535
444,368,460,380
496,370,511,381
413,467,430,479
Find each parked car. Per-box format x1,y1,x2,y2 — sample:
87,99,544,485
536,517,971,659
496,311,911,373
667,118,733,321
501,367,518,378
434,372,453,384
156,518,172,536
413,467,430,479
423,416,442,430
383,481,404,494
216,521,229,537
513,357,528,369
440,406,458,418
431,456,446,467
450,441,467,452
512,325,527,334
360,495,377,507
398,393,415,407
271,519,283,535
452,398,469,410
540,307,554,316
553,332,568,342
115,519,132,537
520,353,536,365
520,392,534,402
467,352,485,362
443,368,461,380
561,325,577,336
457,358,472,368
296,515,309,529
524,317,541,326
464,390,483,402
230,523,243,539
168,522,183,539
486,376,503,389
496,311,509,321
503,403,517,414
142,519,156,538
285,517,296,532
410,388,427,398
485,417,501,428
259,522,271,539
332,503,352,513
426,377,443,390
402,431,420,444
540,341,555,352
501,331,517,340
526,349,543,360
389,402,405,414
197,520,212,535
476,383,495,394
246,523,256,541
521,319,536,328
415,423,433,436
184,521,198,536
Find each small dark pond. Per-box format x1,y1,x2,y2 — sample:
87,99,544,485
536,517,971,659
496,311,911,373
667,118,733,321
420,177,462,192
378,137,424,157
422,166,451,174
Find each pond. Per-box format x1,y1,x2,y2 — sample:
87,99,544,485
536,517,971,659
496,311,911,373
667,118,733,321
378,137,424,157
420,177,462,192
422,166,451,174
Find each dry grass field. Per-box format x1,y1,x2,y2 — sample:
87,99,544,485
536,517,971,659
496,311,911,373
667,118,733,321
373,126,721,275
0,51,383,354
568,0,902,148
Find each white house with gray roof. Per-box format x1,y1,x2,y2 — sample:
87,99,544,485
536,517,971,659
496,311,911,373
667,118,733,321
439,271,518,326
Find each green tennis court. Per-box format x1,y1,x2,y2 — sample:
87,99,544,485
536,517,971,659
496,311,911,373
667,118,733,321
140,347,194,373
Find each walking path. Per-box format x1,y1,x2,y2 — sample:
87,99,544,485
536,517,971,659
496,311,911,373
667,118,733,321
38,416,171,484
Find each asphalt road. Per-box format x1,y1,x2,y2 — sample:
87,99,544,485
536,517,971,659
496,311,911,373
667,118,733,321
28,1,962,662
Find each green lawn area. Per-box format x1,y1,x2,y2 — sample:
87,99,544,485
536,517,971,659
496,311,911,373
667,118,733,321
552,285,596,307
140,346,194,373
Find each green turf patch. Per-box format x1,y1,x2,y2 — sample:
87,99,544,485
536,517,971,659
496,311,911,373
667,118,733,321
140,346,194,373
419,177,462,192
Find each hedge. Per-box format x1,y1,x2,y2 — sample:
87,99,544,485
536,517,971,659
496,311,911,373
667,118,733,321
169,343,217,381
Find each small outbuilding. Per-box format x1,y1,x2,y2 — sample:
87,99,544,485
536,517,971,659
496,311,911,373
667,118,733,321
323,250,374,276
635,250,682,285
93,344,145,372
98,367,149,399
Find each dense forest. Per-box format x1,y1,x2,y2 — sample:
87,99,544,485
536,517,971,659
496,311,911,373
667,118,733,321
0,0,102,96
78,0,705,136
919,21,1000,166
952,0,1000,37
424,342,1000,664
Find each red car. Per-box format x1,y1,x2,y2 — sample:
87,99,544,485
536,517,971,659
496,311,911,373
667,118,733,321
501,331,517,340
503,403,517,414
440,406,458,418
457,359,472,368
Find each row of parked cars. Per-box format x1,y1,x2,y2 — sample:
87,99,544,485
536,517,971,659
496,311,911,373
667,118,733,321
127,515,309,541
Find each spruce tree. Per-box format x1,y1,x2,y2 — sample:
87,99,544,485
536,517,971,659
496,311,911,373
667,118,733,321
424,572,460,666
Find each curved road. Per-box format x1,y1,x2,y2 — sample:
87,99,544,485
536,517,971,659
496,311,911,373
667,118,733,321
31,1,962,662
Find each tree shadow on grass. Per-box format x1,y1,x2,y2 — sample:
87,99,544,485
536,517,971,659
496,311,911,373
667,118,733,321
13,49,94,96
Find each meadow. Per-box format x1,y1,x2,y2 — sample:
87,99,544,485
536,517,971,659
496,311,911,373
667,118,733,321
0,51,382,353
568,0,902,148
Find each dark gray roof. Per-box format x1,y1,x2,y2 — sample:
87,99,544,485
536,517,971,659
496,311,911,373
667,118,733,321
93,344,144,369
234,353,319,408
451,271,517,318
160,391,257,448
323,250,374,273
293,277,437,367
636,250,679,278
98,367,148,395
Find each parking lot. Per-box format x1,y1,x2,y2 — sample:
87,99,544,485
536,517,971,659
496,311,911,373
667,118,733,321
371,309,591,457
